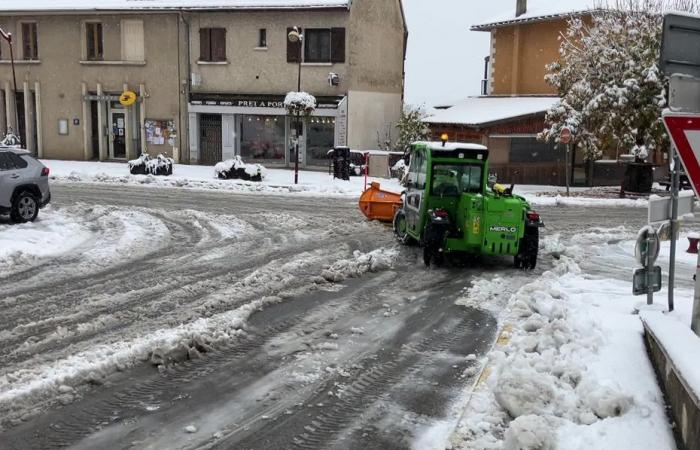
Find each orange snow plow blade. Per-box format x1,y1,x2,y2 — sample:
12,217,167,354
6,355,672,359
358,182,403,223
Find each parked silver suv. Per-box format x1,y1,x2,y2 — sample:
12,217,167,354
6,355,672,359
0,148,51,223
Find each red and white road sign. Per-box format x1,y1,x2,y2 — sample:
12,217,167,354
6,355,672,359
560,127,573,144
663,112,700,197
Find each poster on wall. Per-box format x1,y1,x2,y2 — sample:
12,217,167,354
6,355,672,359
145,119,177,146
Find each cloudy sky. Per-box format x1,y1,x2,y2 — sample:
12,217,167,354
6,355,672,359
402,0,512,108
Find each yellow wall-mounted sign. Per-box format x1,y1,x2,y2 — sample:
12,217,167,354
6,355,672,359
119,90,137,107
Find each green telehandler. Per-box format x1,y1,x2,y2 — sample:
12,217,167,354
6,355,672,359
393,139,543,267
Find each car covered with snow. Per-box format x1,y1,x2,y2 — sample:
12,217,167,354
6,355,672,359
0,147,51,223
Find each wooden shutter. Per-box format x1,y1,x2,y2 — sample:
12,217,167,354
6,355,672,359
331,27,345,63
211,28,226,61
287,27,301,63
86,23,95,60
199,28,211,61
96,23,103,59
122,19,144,61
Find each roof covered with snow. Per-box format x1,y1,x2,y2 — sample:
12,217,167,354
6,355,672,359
423,96,559,127
472,0,598,31
0,0,349,12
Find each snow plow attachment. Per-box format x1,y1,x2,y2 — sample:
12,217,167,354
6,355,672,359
359,182,403,223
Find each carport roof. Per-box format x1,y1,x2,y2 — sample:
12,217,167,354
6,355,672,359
423,96,560,127
0,0,350,12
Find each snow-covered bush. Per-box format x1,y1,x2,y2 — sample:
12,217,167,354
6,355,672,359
284,91,316,115
541,0,700,162
128,153,174,176
214,156,267,182
0,131,21,148
391,158,409,183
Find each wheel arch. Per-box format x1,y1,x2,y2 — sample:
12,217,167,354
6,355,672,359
12,184,42,202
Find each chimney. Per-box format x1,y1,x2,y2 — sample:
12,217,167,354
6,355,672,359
516,0,527,17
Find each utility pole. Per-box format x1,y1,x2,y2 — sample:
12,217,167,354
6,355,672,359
288,27,304,185
0,27,20,142
668,151,680,312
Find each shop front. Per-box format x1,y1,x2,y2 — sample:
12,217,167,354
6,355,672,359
189,93,345,169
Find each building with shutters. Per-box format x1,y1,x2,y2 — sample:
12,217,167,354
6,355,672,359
0,0,407,168
425,0,623,186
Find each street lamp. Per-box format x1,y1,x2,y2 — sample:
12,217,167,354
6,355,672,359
0,27,19,144
288,26,303,184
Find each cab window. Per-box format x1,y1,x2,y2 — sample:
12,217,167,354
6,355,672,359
431,164,482,197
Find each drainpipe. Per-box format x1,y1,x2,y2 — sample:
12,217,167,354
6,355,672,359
179,10,192,163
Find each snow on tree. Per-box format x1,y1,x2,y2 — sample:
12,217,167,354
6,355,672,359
395,105,430,153
541,0,700,161
284,91,316,115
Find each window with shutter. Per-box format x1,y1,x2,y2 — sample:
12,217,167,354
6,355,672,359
121,19,144,62
304,29,331,63
211,28,227,61
86,22,103,61
21,23,38,60
200,28,226,62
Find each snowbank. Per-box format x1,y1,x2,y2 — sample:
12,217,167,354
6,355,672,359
451,230,678,450
44,160,404,198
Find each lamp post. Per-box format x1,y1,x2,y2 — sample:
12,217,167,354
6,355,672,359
288,26,303,185
0,27,19,142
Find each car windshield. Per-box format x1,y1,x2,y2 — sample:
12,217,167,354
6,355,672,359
431,164,482,196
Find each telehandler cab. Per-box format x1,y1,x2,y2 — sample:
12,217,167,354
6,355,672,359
393,139,543,267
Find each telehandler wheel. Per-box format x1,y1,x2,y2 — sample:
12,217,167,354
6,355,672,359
515,226,539,270
393,210,412,245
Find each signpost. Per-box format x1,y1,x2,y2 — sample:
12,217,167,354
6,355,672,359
634,226,662,304
662,111,700,335
560,127,573,197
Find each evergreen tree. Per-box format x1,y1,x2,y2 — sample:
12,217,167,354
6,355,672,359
395,106,430,153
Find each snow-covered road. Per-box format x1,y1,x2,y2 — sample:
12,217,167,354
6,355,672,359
1,183,678,450
0,183,541,450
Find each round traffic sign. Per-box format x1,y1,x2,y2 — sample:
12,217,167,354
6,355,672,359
560,127,573,145
635,225,660,267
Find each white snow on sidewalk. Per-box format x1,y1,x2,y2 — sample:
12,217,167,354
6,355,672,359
44,159,404,198
0,206,90,270
450,228,684,450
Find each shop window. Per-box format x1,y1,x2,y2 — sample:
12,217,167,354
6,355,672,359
200,28,226,62
121,19,144,61
258,29,267,48
21,23,38,60
86,22,104,61
307,117,336,166
240,115,285,162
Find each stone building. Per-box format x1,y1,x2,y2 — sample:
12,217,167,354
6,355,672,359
0,0,407,168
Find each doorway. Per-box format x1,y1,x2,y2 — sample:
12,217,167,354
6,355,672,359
109,108,127,159
199,114,222,165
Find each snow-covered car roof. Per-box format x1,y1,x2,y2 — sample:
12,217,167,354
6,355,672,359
472,0,598,30
0,0,349,12
423,96,560,127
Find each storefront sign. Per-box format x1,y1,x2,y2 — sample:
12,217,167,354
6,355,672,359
190,93,343,110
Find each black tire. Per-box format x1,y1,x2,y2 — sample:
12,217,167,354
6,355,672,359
393,210,411,244
515,226,539,270
11,191,39,223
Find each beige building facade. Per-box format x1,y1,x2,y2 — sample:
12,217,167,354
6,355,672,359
0,0,406,168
